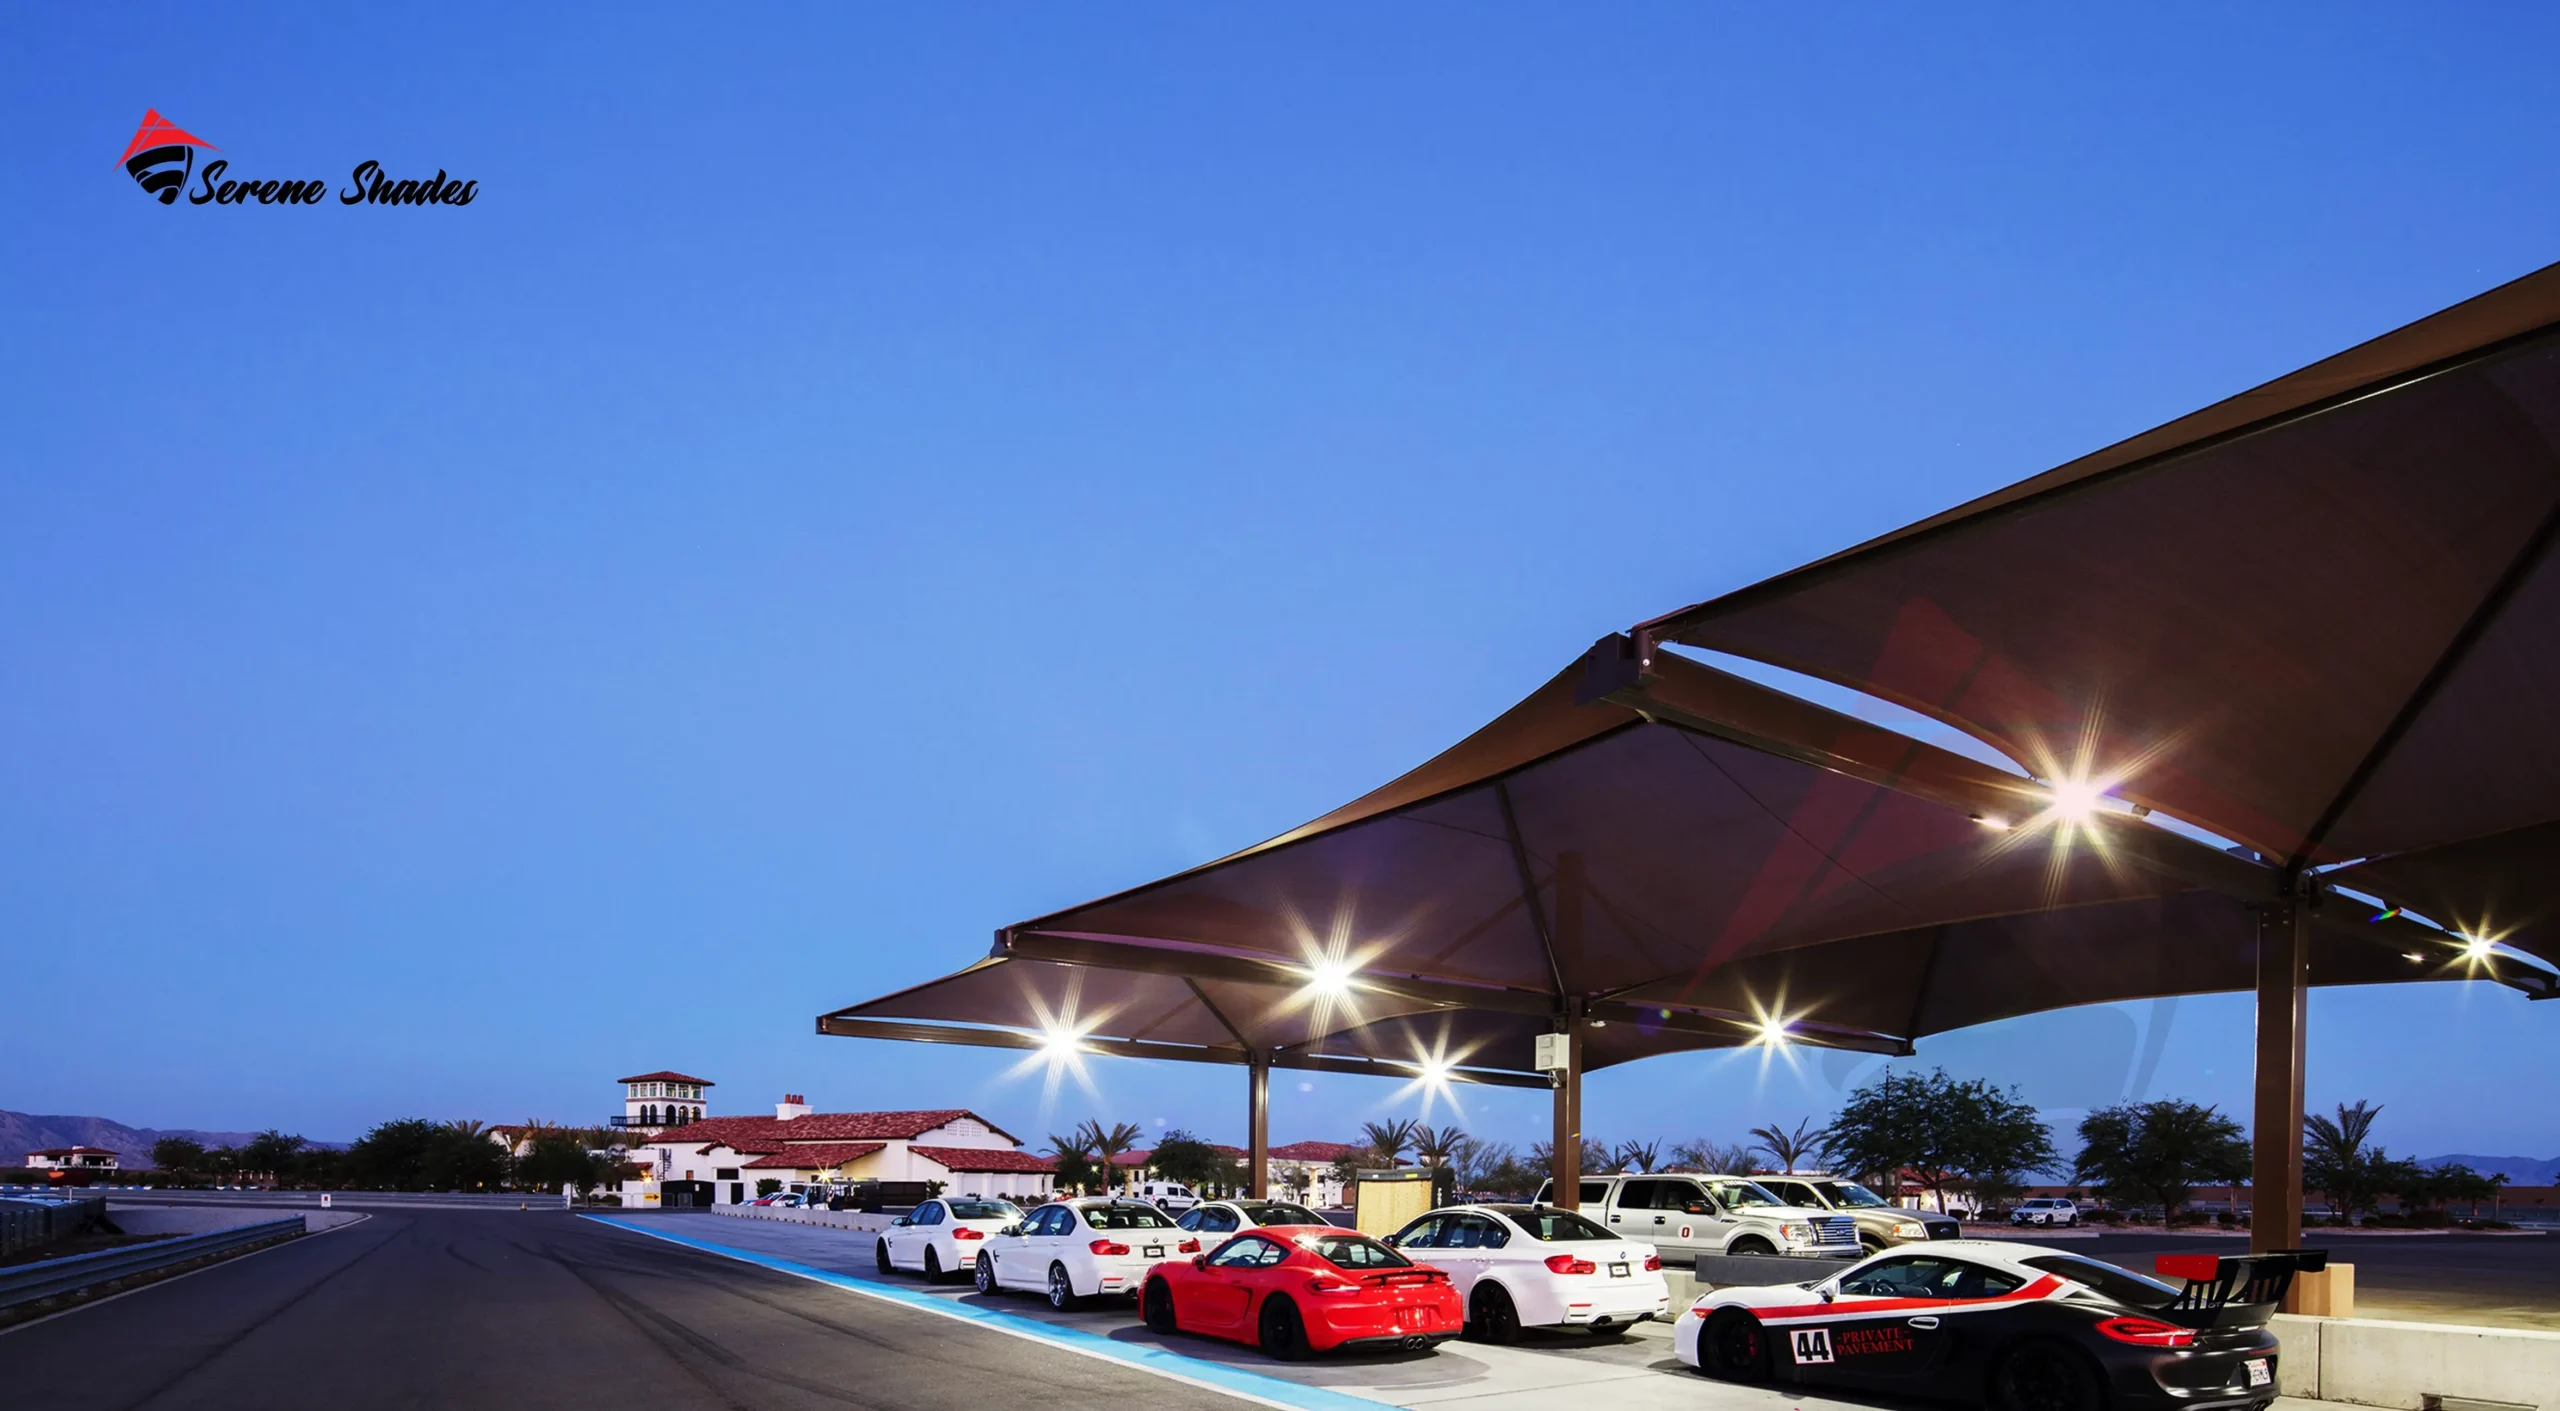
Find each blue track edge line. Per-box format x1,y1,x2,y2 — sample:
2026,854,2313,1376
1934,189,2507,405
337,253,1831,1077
583,1216,1398,1411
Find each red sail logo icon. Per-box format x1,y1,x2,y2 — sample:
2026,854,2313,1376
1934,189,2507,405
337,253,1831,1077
121,110,218,204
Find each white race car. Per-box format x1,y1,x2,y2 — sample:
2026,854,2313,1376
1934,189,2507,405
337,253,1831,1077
1174,1198,1330,1238
875,1196,1023,1282
975,1197,1185,1309
1674,1239,2306,1411
1386,1203,1670,1341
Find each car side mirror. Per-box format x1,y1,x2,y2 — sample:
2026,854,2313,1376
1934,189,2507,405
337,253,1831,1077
1191,1255,1207,1269
1820,1287,1836,1303
1000,1224,1021,1236
891,1216,912,1227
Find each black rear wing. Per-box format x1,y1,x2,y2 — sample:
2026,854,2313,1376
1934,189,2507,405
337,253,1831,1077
2154,1250,2328,1327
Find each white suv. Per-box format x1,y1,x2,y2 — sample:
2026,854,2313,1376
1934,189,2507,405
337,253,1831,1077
2010,1197,2080,1227
1537,1173,1862,1258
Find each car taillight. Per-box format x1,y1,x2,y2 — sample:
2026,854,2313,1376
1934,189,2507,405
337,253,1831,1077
1090,1239,1131,1256
1177,1238,1200,1253
1306,1277,1358,1295
1544,1255,1597,1275
1644,1254,1662,1272
951,1226,985,1240
2095,1317,2197,1348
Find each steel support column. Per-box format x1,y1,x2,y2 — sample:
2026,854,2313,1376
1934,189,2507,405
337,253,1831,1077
2251,892,2309,1258
1550,1027,1582,1206
1247,1053,1271,1199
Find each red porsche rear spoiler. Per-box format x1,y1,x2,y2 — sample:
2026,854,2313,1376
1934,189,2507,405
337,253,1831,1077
1365,1268,1450,1287
2153,1251,2327,1328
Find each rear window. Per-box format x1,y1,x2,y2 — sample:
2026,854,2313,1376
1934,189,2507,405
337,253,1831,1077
1082,1203,1175,1230
2020,1255,2179,1311
947,1200,1019,1220
1300,1234,1411,1270
1240,1202,1322,1226
1494,1207,1614,1242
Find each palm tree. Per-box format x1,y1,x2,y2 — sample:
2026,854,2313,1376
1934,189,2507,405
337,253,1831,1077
446,1119,488,1141
1749,1118,1821,1173
1412,1124,1466,1171
1075,1119,1146,1193
1611,1139,1661,1174
1361,1118,1418,1168
1670,1139,1759,1174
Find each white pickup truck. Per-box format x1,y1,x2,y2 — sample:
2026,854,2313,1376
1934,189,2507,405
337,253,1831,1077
1533,1173,1862,1259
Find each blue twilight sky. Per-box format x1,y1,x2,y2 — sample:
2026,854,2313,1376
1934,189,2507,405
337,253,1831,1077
4,5,2556,1162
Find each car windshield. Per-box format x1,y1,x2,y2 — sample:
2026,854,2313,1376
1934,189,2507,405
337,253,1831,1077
947,1201,1019,1220
1083,1204,1175,1230
2020,1255,2180,1311
1819,1181,1890,1208
1241,1202,1322,1226
1708,1180,1788,1209
1494,1207,1614,1242
1300,1234,1411,1270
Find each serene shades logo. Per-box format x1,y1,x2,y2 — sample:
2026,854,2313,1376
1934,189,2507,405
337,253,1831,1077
119,109,478,208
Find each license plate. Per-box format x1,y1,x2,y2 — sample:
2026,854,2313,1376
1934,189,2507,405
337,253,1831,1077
1143,1245,1164,1258
2245,1360,2270,1388
1609,1261,1631,1278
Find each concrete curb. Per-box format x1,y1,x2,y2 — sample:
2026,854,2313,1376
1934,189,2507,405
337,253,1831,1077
2272,1313,2559,1410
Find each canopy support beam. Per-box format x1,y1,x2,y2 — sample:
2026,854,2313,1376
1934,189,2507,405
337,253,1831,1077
1247,1054,1270,1199
2251,891,2310,1265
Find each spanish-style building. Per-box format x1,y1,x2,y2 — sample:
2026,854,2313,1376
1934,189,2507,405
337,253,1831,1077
615,1070,713,1134
25,1146,122,1172
616,1084,1054,1207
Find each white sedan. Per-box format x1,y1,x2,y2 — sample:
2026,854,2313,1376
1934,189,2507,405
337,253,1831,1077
1174,1198,1330,1238
1387,1203,1670,1342
975,1197,1185,1309
875,1197,1024,1282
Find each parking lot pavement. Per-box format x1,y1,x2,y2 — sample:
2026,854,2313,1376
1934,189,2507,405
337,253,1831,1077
605,1214,2335,1411
0,1207,1271,1411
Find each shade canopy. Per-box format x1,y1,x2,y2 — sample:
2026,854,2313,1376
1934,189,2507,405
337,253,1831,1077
1635,261,2560,968
822,647,2551,1078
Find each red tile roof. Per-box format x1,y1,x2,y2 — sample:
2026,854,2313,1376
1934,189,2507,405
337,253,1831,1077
742,1143,883,1170
912,1146,1057,1174
639,1109,1014,1152
1269,1141,1362,1162
619,1071,715,1085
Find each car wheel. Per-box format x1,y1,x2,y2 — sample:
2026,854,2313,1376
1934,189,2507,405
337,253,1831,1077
1464,1282,1521,1345
1728,1236,1776,1256
875,1240,892,1275
1258,1295,1309,1361
974,1253,996,1295
1700,1309,1772,1382
1861,1234,1890,1254
924,1247,944,1283
1143,1278,1179,1334
2065,1215,2079,1228
1047,1262,1081,1311
1990,1339,2103,1411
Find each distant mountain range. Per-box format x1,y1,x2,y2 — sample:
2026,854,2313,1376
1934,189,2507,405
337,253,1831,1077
3,1110,342,1166
2419,1154,2560,1185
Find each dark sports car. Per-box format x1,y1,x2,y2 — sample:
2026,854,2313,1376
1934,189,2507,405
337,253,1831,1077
1675,1238,2323,1411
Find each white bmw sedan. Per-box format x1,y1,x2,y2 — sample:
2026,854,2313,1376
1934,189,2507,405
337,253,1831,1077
975,1197,1184,1309
875,1197,1024,1282
1387,1204,1669,1342
1173,1198,1331,1240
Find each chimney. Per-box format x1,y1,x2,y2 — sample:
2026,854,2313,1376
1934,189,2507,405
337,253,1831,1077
776,1094,811,1121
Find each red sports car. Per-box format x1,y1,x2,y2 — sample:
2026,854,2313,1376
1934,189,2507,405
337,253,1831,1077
1141,1225,1464,1359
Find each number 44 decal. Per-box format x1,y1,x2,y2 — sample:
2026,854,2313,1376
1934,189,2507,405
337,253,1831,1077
1791,1327,1835,1364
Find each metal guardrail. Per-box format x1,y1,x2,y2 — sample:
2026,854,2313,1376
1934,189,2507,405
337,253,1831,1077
0,1215,302,1310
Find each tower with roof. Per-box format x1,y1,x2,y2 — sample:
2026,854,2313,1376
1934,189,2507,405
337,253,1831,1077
617,1070,712,1133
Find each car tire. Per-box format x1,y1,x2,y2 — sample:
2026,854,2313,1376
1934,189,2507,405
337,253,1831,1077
1989,1339,2104,1411
1143,1278,1179,1334
876,1240,892,1275
1700,1309,1772,1382
1861,1234,1890,1254
1258,1295,1309,1361
1464,1282,1522,1345
1047,1262,1081,1312
924,1247,944,1283
2065,1215,2079,1228
1728,1236,1776,1256
974,1253,997,1295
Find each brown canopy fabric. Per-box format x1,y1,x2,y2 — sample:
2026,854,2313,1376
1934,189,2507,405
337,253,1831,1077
1634,262,2560,933
822,647,2551,1076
